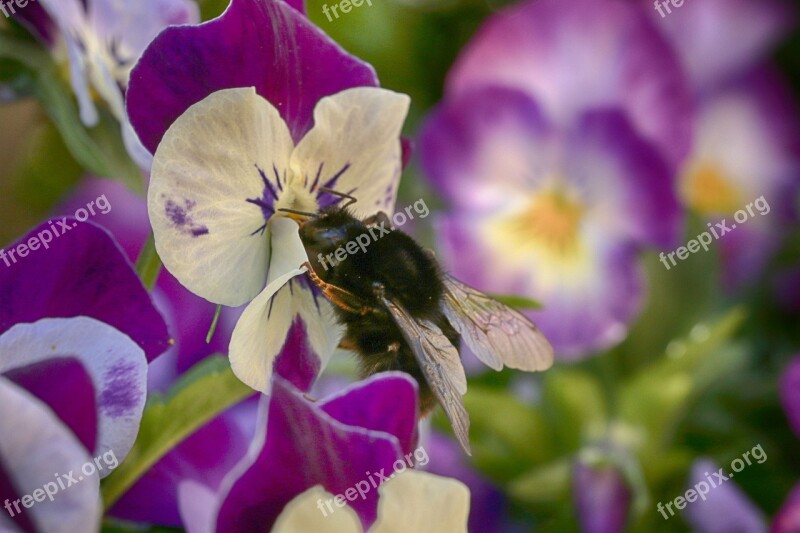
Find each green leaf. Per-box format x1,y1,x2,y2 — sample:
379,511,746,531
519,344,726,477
101,357,254,508
0,30,144,194
508,458,571,504
488,293,543,310
618,308,746,449
542,369,607,451
445,386,554,482
135,232,162,290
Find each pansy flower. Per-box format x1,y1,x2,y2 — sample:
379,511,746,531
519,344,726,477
419,0,686,358
0,220,169,532
144,87,408,394
651,0,800,288
421,84,681,358
16,0,199,166
126,0,408,393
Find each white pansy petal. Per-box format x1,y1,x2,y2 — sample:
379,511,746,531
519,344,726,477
272,486,361,533
229,279,301,394
149,87,294,306
267,217,310,284
373,471,470,533
291,88,410,217
0,377,101,533
229,217,343,393
0,317,147,473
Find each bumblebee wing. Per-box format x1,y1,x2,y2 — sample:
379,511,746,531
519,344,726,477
440,274,554,372
379,294,471,455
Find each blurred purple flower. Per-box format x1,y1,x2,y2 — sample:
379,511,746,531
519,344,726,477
649,0,794,94
421,85,681,358
682,458,766,533
772,483,800,532
675,69,800,288
17,0,199,166
779,356,800,439
444,0,692,167
573,459,632,533
651,0,800,288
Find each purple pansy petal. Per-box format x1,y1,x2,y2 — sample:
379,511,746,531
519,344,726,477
320,372,420,456
436,215,645,358
214,374,418,531
0,377,101,533
111,398,258,527
446,0,692,166
573,460,631,533
652,0,794,92
0,317,147,472
12,3,56,45
148,88,293,307
772,483,800,532
779,356,800,439
0,219,169,361
3,357,98,453
290,88,410,217
682,458,766,532
420,86,553,213
127,0,378,154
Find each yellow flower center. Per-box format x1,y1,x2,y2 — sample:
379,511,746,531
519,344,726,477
679,161,742,215
509,189,585,257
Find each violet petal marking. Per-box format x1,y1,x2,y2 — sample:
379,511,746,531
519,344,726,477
247,164,279,233
165,198,210,237
99,360,144,418
273,318,321,393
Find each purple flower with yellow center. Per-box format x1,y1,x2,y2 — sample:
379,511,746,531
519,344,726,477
16,0,199,166
420,0,687,358
421,88,681,358
0,220,169,532
127,0,409,392
652,0,800,287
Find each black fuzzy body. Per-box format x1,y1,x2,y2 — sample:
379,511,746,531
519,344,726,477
299,208,459,414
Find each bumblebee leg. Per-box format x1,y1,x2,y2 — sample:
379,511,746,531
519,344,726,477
302,262,371,315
